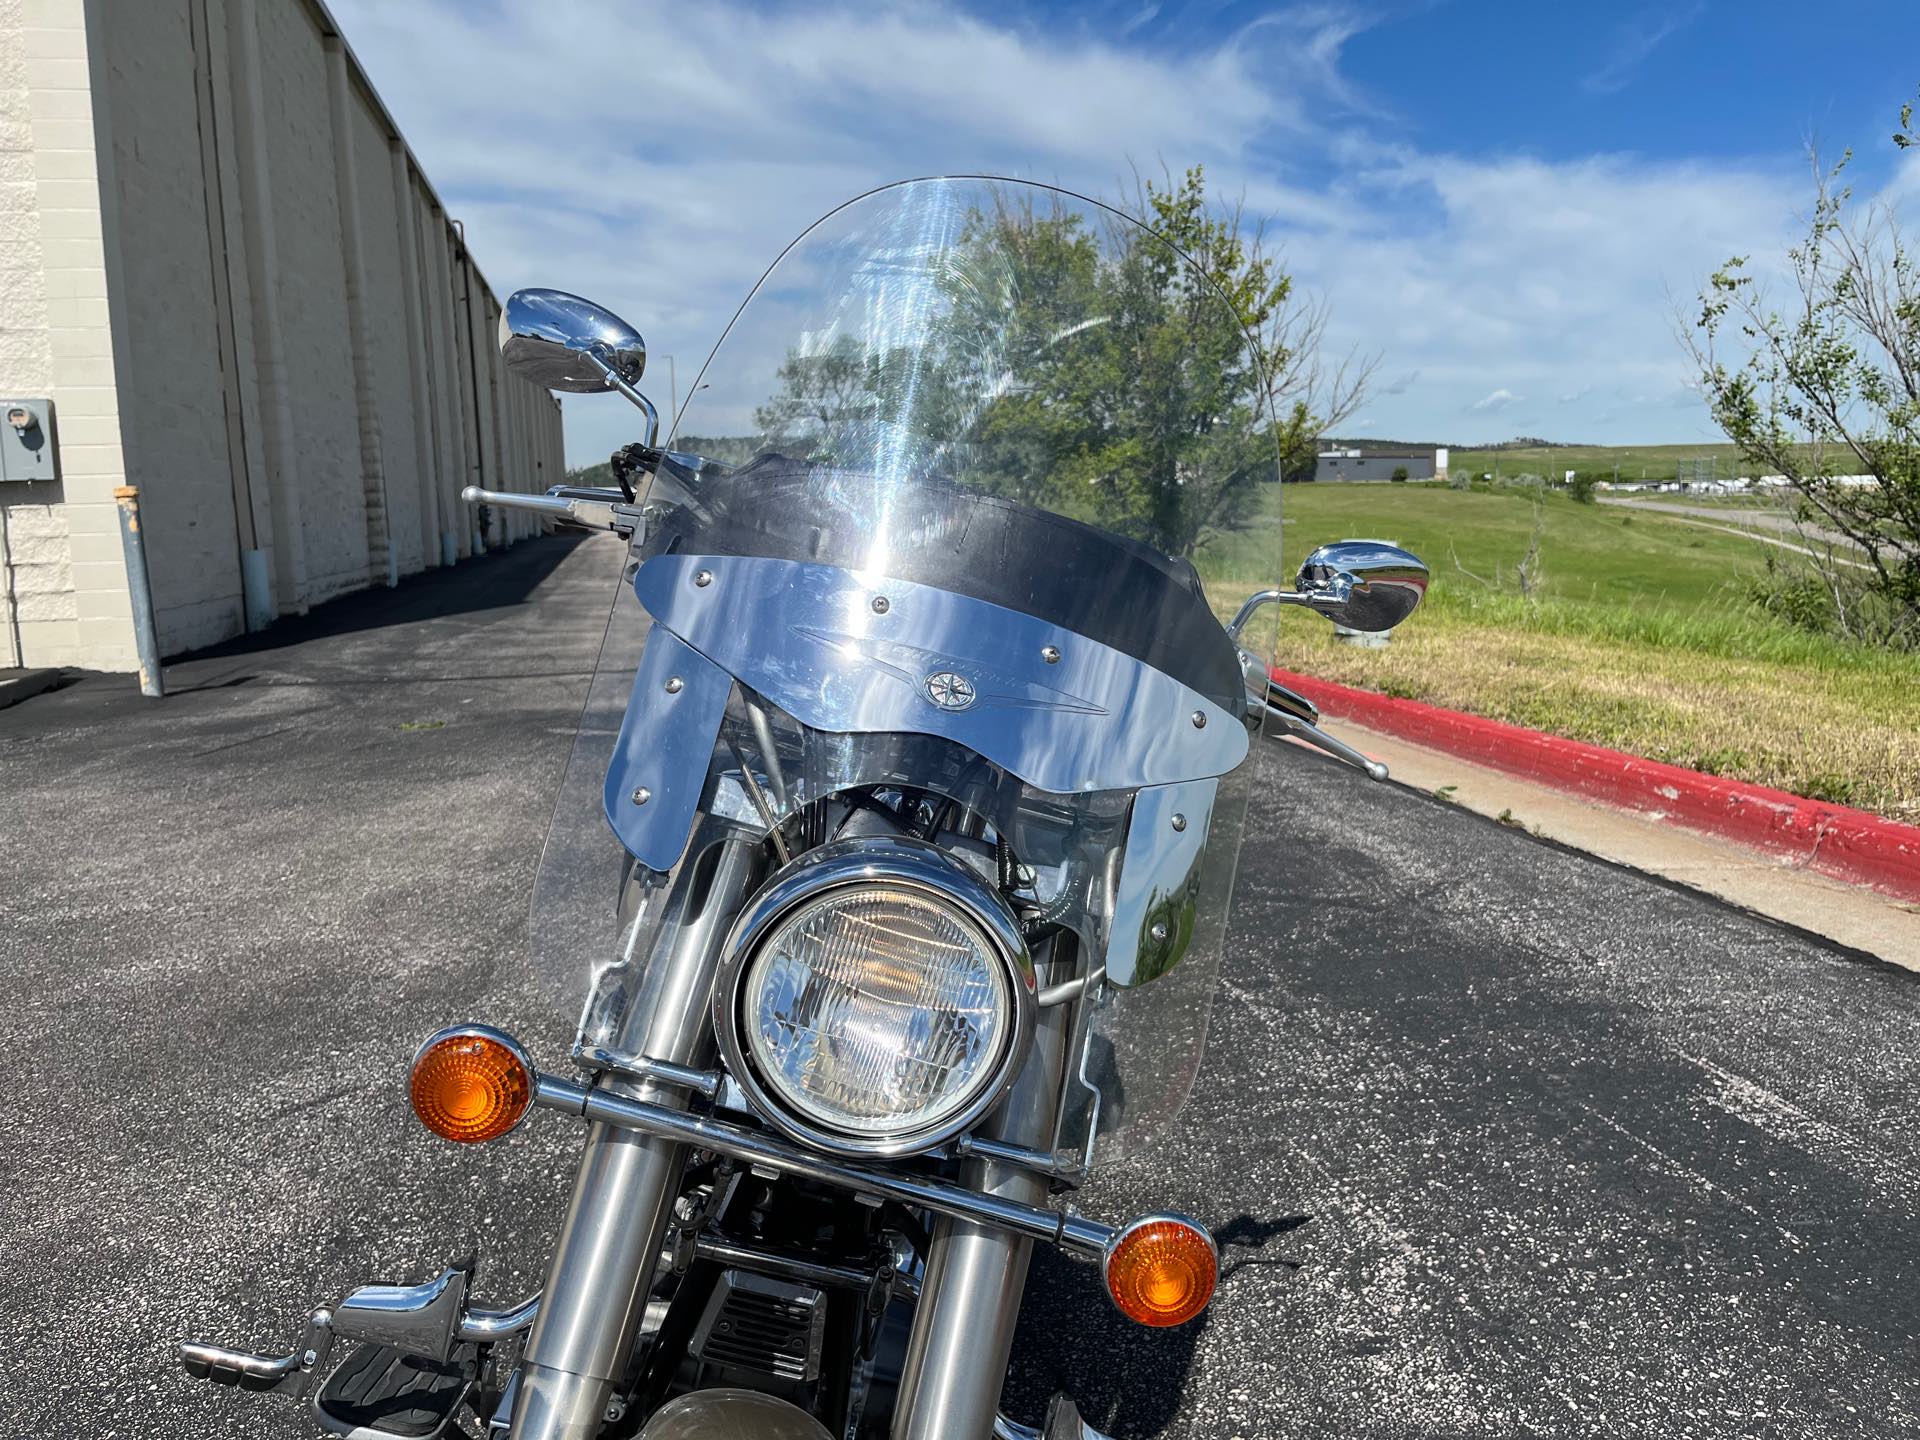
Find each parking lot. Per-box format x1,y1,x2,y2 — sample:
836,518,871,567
2,533,1914,1438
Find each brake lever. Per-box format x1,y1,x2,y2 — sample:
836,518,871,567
1266,705,1389,782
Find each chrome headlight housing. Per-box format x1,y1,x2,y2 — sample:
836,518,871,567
714,836,1036,1158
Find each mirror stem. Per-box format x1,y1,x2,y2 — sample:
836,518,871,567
1226,588,1341,640
585,352,659,446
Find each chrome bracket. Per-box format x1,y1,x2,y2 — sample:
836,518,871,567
952,1131,1086,1184
572,1042,722,1098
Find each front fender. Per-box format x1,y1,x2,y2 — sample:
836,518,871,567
635,1388,832,1440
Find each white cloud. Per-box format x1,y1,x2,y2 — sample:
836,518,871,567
324,0,1839,461
1469,388,1521,413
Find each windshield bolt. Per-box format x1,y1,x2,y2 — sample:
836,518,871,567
694,569,713,588
1171,813,1187,832
631,786,652,806
665,676,684,694
1041,645,1061,664
1149,921,1169,943
870,595,890,615
1190,710,1207,729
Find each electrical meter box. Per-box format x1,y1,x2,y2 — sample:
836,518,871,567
1,399,57,483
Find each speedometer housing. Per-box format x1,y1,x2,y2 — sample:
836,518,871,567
713,835,1037,1158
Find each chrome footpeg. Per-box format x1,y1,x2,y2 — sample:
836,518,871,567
180,1265,539,1405
180,1309,335,1396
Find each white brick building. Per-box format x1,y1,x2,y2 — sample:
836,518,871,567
0,0,565,672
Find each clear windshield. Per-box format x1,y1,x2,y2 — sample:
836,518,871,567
529,178,1287,1159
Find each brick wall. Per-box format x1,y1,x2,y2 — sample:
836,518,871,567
0,0,137,671
0,0,565,672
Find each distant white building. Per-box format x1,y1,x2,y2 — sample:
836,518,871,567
1313,445,1445,483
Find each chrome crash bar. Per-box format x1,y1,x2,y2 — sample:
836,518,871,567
574,1041,1080,1183
179,1267,538,1399
529,1073,1117,1258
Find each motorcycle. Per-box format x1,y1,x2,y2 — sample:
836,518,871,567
181,177,1425,1440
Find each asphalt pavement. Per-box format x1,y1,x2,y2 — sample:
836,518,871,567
2,533,1915,1439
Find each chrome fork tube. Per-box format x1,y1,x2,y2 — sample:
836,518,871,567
512,839,761,1440
892,998,1071,1440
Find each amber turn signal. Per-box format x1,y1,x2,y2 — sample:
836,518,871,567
1103,1214,1218,1327
409,1027,533,1144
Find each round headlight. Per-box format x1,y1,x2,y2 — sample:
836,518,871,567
717,839,1034,1157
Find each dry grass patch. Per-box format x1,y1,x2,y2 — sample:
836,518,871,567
1251,601,1920,823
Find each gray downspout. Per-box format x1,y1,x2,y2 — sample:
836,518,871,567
225,0,306,613
389,142,441,568
187,0,271,634
455,230,489,556
425,208,468,564
323,37,395,588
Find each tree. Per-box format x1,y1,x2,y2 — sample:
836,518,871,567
1390,465,1409,482
1687,93,1920,647
751,169,1369,559
1568,472,1597,504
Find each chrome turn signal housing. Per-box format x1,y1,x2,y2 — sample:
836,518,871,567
409,1025,534,1144
1103,1213,1218,1327
713,837,1037,1159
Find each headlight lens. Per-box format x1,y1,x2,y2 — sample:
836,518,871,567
741,883,1013,1141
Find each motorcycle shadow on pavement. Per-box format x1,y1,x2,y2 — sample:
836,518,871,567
1005,1212,1311,1435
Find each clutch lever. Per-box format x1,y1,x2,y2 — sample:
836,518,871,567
461,485,640,538
1265,704,1389,782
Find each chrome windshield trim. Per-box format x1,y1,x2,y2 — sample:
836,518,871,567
1105,778,1219,986
600,624,733,871
631,554,1247,795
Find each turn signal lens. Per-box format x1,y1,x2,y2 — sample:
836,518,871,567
409,1028,532,1144
1103,1214,1218,1327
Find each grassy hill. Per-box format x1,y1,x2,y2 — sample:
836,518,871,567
1194,483,1919,821
1446,442,1779,483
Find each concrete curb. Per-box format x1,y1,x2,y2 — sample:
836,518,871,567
1272,666,1920,905
0,667,62,711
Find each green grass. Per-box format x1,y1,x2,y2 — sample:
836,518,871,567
1192,483,1920,821
1192,481,1781,609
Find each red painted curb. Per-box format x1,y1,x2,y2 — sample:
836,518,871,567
1272,666,1920,905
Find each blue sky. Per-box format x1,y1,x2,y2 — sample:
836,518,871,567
330,0,1920,465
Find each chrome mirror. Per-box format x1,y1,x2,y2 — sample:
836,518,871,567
1227,539,1428,638
501,288,646,391
1293,539,1428,632
500,288,658,445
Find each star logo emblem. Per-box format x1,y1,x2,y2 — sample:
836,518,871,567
923,671,977,711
